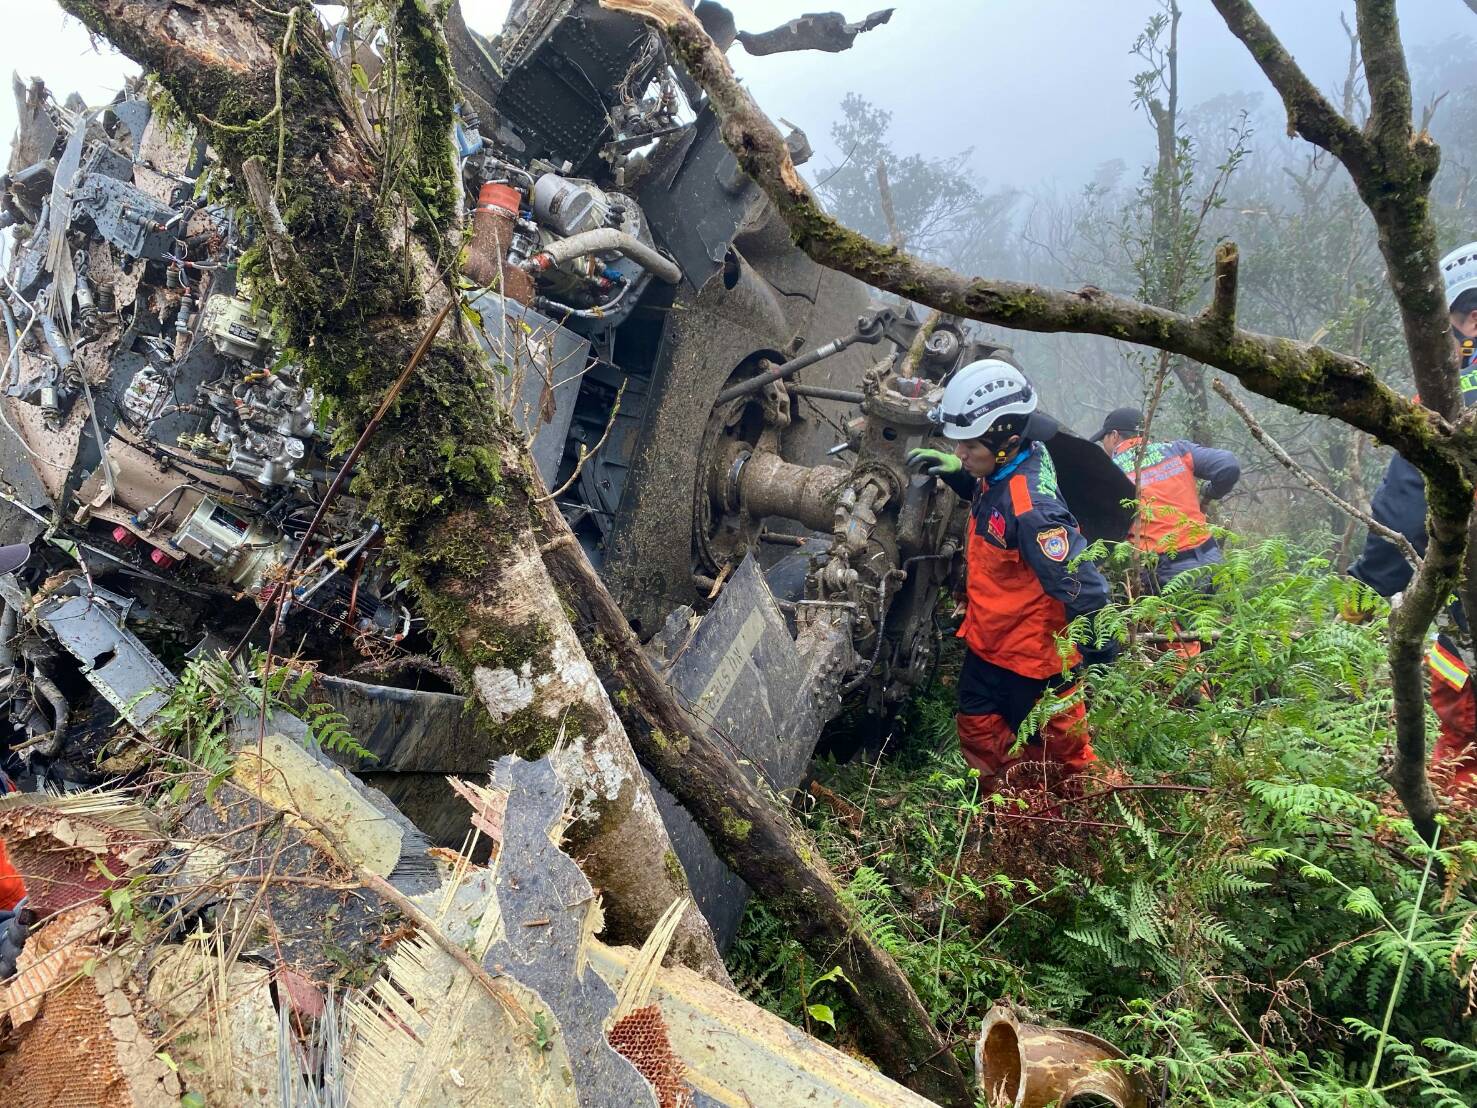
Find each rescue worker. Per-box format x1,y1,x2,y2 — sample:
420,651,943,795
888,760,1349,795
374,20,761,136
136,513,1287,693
0,838,26,979
907,360,1117,787
0,542,30,977
1348,241,1477,788
1090,408,1241,593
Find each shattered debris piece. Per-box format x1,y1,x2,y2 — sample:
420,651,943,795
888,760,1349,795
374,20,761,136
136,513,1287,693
145,948,281,1107
0,792,156,917
0,908,179,1107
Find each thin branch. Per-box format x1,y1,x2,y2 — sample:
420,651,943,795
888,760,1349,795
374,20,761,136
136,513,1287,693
1210,0,1370,173
899,310,941,378
1212,378,1423,571
241,154,307,284
535,378,626,502
874,158,905,250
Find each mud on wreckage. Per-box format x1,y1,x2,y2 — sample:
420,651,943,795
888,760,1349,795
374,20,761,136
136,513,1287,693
0,0,1128,951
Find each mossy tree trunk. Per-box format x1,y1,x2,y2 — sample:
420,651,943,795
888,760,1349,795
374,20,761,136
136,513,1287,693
60,0,726,981
605,0,1467,844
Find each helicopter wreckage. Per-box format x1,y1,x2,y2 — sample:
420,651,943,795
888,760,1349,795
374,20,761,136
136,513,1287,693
0,0,1131,950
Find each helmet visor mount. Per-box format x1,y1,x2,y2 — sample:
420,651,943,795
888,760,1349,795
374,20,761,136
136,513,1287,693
929,385,1034,441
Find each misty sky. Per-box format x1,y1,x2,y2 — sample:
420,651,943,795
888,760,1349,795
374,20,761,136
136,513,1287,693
1,1,1466,196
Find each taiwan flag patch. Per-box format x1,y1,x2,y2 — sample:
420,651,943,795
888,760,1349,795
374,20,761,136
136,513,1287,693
1036,525,1070,562
986,508,1007,546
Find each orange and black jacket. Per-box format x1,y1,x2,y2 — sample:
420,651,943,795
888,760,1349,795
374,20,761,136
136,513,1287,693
1111,437,1240,559
0,837,23,912
942,445,1110,679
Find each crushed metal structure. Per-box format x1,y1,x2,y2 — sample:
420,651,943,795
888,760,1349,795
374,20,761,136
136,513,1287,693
0,3,1138,1102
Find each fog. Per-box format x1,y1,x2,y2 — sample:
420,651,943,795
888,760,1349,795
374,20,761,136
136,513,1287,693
2,2,1463,199
721,0,1459,191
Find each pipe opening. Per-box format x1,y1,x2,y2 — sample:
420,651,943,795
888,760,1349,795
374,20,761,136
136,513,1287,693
980,1021,1022,1106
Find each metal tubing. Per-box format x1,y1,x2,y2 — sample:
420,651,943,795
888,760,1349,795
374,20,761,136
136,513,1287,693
529,227,682,284
37,313,73,370
2,301,19,386
786,384,865,404
714,335,863,405
0,601,15,670
28,662,69,757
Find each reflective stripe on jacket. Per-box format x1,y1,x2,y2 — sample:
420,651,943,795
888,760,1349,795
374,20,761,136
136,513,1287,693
958,446,1110,679
1112,437,1240,555
1430,637,1470,690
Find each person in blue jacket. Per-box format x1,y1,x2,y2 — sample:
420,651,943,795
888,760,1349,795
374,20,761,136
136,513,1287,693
1349,241,1477,788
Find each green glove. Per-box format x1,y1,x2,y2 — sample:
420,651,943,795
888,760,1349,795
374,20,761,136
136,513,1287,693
907,448,962,476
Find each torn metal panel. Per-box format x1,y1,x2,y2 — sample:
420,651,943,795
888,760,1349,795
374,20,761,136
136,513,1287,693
228,708,439,895
483,756,660,1108
736,8,894,55
467,294,589,486
647,554,804,948
31,579,175,733
316,675,489,773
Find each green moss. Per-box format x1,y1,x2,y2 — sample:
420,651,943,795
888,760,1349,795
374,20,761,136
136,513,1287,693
485,700,609,763
719,806,753,842
663,849,689,890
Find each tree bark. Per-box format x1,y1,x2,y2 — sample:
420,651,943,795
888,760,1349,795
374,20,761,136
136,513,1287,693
603,0,1467,840
59,0,727,980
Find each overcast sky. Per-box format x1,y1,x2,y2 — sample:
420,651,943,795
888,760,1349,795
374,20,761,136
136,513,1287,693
1,1,1466,194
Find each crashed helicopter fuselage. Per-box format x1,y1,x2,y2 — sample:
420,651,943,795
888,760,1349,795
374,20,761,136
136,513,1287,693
0,2,1129,945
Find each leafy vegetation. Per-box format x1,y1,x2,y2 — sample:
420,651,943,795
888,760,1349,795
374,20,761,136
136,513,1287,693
733,535,1477,1105
152,650,374,775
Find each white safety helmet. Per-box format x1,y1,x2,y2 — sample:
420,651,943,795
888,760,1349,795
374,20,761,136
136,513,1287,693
1441,241,1477,308
929,359,1037,441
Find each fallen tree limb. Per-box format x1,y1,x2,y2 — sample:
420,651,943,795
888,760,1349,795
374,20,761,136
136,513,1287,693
533,491,972,1104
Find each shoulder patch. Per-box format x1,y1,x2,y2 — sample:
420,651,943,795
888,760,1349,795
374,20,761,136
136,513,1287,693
1036,525,1070,562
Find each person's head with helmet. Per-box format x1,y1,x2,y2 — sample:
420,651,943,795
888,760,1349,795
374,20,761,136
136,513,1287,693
1442,242,1477,364
927,359,1037,480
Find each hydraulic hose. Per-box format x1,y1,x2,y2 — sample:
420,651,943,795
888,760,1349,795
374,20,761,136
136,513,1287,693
524,228,682,285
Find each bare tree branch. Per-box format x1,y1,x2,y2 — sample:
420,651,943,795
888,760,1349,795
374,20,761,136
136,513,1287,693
1356,0,1413,152
1212,378,1422,569
874,158,904,250
1210,0,1370,170
1203,240,1239,336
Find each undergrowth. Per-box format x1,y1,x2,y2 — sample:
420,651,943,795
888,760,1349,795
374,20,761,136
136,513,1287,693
731,536,1477,1105
152,649,374,775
